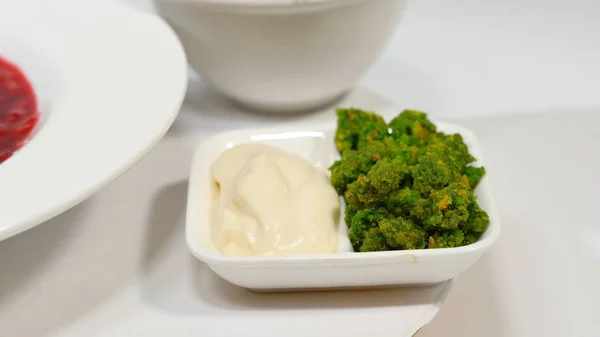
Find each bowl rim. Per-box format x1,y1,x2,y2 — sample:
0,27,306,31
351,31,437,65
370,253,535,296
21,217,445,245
185,120,501,267
155,0,386,13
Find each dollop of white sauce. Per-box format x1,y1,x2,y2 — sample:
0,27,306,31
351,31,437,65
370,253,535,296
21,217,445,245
210,143,340,256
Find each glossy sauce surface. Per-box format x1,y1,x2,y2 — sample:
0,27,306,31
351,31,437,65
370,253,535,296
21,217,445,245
210,143,341,257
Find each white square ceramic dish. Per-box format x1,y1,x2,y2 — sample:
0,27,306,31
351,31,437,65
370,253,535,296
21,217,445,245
186,121,501,291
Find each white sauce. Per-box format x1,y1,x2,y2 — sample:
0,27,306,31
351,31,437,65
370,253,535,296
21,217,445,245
210,143,340,257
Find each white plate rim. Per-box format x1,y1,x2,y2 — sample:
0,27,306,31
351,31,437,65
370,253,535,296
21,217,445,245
0,0,188,240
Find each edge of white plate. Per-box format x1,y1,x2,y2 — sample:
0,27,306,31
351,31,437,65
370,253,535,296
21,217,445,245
0,0,188,241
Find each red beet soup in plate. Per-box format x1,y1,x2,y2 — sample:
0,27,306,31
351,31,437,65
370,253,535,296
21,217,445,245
0,55,40,164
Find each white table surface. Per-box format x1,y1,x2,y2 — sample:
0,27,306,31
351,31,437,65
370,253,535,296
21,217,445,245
0,87,458,337
2,0,600,335
417,109,600,337
3,90,598,337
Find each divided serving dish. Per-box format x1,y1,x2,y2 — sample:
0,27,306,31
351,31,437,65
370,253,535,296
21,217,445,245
185,121,501,291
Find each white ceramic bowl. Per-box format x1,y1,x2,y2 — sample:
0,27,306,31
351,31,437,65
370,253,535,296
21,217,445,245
186,121,501,291
154,0,406,112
